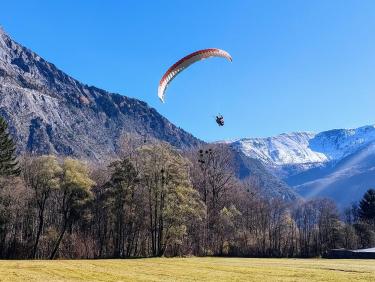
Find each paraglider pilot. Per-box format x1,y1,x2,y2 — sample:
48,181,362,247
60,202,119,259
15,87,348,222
216,115,224,126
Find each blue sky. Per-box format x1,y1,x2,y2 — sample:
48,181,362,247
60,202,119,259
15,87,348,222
2,1,375,141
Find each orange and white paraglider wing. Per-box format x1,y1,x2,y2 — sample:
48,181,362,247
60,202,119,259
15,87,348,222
158,48,232,103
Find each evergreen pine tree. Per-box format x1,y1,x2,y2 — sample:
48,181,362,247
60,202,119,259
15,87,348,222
358,189,375,224
0,116,20,176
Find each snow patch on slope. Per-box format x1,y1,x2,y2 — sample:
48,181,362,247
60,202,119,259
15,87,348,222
232,125,375,167
310,125,375,161
232,132,327,166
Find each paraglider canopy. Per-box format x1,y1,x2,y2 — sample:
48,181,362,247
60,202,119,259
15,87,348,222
158,48,232,103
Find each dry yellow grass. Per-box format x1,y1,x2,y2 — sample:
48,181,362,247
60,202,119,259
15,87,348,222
0,257,374,281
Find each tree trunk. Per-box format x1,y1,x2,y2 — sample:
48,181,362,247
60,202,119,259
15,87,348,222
31,206,45,259
49,218,69,260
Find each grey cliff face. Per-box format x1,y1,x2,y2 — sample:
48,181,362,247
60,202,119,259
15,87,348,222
0,28,201,161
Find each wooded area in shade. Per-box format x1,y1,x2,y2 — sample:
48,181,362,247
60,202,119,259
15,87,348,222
0,127,374,259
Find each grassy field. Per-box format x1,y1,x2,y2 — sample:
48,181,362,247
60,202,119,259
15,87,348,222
0,257,374,281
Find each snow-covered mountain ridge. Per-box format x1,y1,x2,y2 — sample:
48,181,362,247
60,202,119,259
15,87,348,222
230,124,375,207
231,125,375,168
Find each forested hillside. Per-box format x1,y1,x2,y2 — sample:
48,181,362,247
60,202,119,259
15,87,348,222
1,132,374,259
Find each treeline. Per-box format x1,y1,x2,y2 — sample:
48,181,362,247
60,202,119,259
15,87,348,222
0,121,374,259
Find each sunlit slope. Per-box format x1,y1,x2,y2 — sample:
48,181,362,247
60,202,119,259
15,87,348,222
0,28,201,161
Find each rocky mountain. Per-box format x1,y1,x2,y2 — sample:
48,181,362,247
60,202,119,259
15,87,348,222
232,149,300,201
5,27,367,205
231,132,326,178
289,141,375,208
232,125,375,177
231,125,375,207
0,27,201,161
0,28,300,203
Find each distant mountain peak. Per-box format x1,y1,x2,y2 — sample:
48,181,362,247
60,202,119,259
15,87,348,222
232,125,375,168
232,131,326,167
230,124,375,207
310,124,375,161
0,26,5,35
